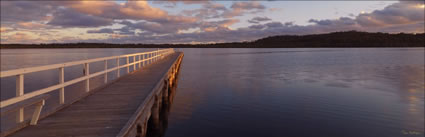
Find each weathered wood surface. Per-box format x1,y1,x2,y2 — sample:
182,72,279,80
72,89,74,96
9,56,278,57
7,53,182,137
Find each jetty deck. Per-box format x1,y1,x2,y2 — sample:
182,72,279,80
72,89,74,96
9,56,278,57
2,51,183,137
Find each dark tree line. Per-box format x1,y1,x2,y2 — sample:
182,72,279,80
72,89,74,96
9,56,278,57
1,31,424,48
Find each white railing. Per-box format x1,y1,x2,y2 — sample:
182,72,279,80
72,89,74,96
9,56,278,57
0,48,175,124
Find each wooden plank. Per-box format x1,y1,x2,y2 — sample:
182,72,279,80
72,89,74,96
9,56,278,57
7,53,182,137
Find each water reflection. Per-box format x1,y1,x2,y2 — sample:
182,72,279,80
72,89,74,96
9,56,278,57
164,48,424,137
147,68,180,137
1,48,424,137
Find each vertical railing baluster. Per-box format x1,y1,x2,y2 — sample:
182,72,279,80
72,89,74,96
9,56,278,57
143,54,145,67
126,56,129,73
104,60,108,84
59,67,65,104
16,74,24,123
84,63,90,92
139,55,141,68
133,56,136,71
116,57,120,77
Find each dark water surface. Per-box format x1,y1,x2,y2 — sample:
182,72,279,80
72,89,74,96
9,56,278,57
1,48,424,137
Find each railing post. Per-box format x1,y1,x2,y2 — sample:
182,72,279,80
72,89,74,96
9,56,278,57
16,74,24,123
104,60,108,84
142,54,145,67
133,56,136,71
126,56,129,73
138,55,142,68
59,67,65,104
116,57,120,78
84,63,90,92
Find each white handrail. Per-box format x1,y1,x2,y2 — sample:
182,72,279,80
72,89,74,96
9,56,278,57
0,48,175,125
1,50,170,77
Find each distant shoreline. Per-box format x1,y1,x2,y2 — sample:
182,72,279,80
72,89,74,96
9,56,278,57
1,31,424,49
1,44,423,49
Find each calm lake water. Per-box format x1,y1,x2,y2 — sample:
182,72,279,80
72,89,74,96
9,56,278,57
1,48,424,137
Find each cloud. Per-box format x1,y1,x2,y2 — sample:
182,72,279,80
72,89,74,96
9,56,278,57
104,0,424,44
223,2,266,18
231,2,266,10
1,1,423,44
355,1,424,27
1,32,41,44
66,1,197,24
152,0,209,9
248,17,272,24
182,3,227,19
0,1,54,23
307,1,424,33
154,0,209,5
47,8,114,28
200,19,240,32
309,17,356,26
2,1,197,28
17,22,49,29
117,19,199,35
0,27,13,33
119,1,168,20
87,28,115,34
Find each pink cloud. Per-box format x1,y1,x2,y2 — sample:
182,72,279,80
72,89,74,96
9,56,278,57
17,22,48,29
0,27,12,33
66,1,196,24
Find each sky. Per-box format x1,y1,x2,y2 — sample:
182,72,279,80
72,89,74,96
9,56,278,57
0,1,424,44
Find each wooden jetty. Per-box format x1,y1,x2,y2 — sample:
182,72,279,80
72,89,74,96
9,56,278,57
0,49,184,137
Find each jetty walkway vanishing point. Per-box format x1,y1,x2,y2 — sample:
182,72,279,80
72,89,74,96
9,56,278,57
0,49,184,137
